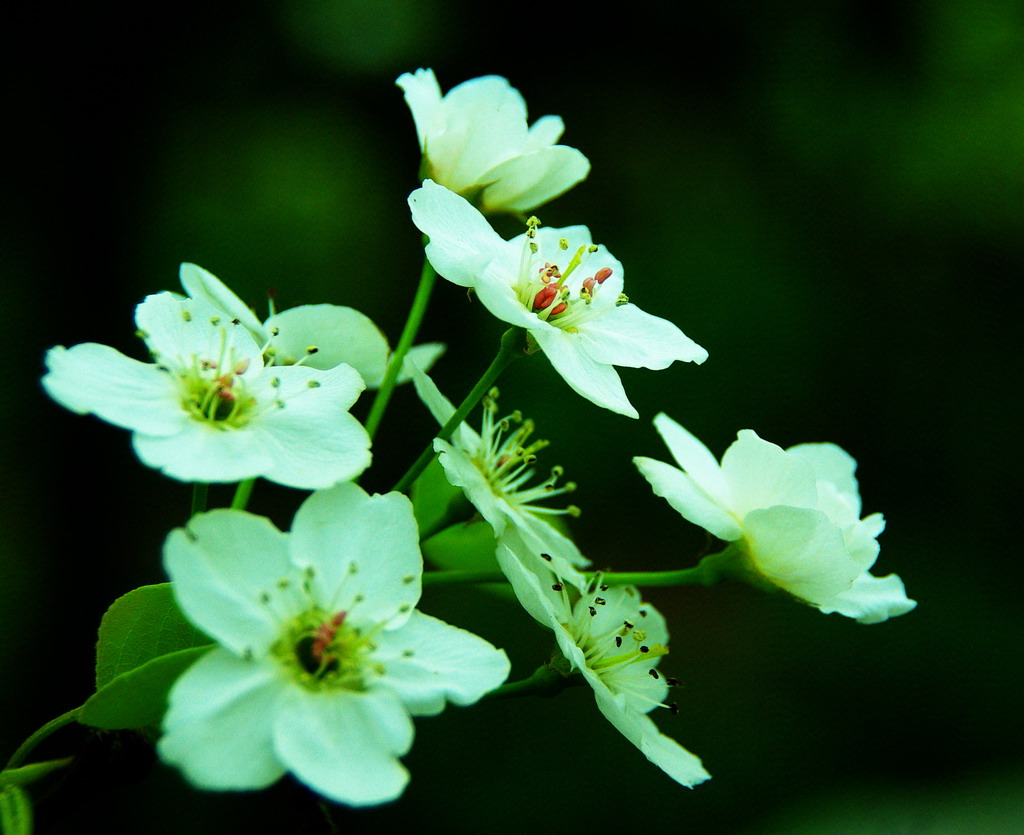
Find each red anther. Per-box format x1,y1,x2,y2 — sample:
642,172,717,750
594,267,613,284
533,285,559,311
234,358,251,375
582,276,597,295
216,388,237,402
310,612,346,664
549,302,568,316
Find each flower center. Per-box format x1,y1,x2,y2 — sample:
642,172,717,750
471,387,579,518
273,608,376,692
514,217,626,331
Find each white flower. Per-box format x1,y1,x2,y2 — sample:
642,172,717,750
179,262,445,388
634,414,916,624
396,68,590,214
411,366,588,583
408,180,708,418
42,292,371,488
159,483,511,807
496,545,710,788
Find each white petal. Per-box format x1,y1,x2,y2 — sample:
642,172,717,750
179,262,265,337
372,610,510,716
133,422,272,484
577,304,708,370
42,344,184,436
527,114,565,146
787,442,860,506
721,430,819,516
435,440,507,531
503,508,590,571
652,414,731,506
634,457,742,542
495,542,571,627
159,649,287,790
290,484,422,626
743,506,862,604
479,146,591,214
531,328,637,418
273,686,412,807
818,572,917,624
396,68,442,150
408,181,507,287
592,686,710,788
263,304,389,381
253,363,371,489
409,365,479,450
394,342,447,385
163,510,294,654
473,262,546,329
136,293,263,370
426,75,528,193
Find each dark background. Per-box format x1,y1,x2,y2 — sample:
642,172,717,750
4,1,1022,832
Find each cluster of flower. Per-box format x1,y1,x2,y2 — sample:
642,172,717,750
40,69,915,807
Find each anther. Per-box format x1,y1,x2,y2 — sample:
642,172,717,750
210,316,221,325
540,553,552,561
615,636,623,647
649,669,660,679
594,267,613,284
600,584,609,591
668,703,679,715
270,327,280,336
559,238,569,250
135,329,149,339
594,597,606,605
666,677,681,687
616,293,629,307
623,621,634,629
639,609,648,617
181,309,192,322
551,583,563,591
640,645,650,653
402,574,415,584
588,606,597,616
305,346,319,355
231,318,240,325
307,380,321,388
587,244,598,253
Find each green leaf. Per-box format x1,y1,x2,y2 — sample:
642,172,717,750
411,457,464,535
422,520,515,603
95,584,209,689
0,759,73,788
0,785,32,835
80,645,213,730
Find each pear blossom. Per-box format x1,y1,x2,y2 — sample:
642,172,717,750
408,180,708,418
159,483,511,807
410,366,588,583
396,68,590,214
634,414,916,624
42,292,371,488
496,544,710,787
179,262,445,387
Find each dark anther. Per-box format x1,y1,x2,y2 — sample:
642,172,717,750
540,553,552,561
649,669,660,679
551,583,563,591
594,597,606,605
600,584,609,591
639,609,648,617
668,702,679,715
615,636,622,647
666,677,681,687
640,645,650,653
623,621,634,629
588,606,597,616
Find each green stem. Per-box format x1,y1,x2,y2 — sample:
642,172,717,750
422,568,506,586
484,665,574,700
421,552,736,589
364,254,438,441
392,328,526,494
190,482,208,517
231,478,256,511
5,708,81,771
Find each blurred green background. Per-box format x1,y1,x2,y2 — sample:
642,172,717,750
4,0,1022,832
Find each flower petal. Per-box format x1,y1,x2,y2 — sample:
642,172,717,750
721,430,819,516
577,303,708,370
818,572,917,624
253,363,372,489
743,506,862,604
159,649,287,790
787,442,860,506
164,510,294,654
290,484,422,627
652,414,731,505
42,344,185,436
396,68,442,151
634,457,743,542
263,304,389,380
479,146,591,214
395,342,447,386
372,610,510,716
409,180,508,287
133,422,272,484
592,686,710,788
531,327,637,418
179,262,265,337
527,114,565,146
273,686,413,807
